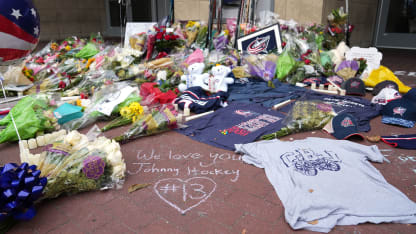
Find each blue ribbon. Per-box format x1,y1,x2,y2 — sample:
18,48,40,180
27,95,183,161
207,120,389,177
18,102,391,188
0,163,47,221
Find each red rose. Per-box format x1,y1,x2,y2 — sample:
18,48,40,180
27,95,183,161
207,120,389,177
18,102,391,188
164,35,170,41
307,49,312,54
335,27,342,34
156,32,163,40
304,59,311,65
58,81,66,89
282,42,287,48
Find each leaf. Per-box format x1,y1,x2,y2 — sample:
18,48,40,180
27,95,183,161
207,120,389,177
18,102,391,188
308,220,319,225
128,183,151,193
366,135,380,143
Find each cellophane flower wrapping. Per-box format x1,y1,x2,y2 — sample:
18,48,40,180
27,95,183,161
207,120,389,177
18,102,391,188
19,131,126,200
185,21,200,47
243,53,278,87
262,100,335,140
113,104,179,144
0,94,58,143
62,83,140,130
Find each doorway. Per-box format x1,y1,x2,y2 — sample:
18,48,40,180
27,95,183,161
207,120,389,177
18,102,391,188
374,0,416,49
104,0,171,37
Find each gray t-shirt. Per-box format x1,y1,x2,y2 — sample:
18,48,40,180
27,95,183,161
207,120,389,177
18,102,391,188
236,137,416,233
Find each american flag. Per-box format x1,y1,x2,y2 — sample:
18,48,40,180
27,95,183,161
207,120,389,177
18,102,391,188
0,0,40,64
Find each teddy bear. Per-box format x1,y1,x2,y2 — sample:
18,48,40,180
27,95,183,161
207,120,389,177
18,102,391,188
178,62,208,92
201,65,234,93
329,41,350,66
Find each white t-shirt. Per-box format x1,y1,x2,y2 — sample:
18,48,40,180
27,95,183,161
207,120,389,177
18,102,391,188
236,137,416,233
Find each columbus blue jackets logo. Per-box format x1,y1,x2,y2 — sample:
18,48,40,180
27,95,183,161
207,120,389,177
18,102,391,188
247,36,270,54
341,117,354,127
393,107,406,116
350,81,361,88
234,110,256,117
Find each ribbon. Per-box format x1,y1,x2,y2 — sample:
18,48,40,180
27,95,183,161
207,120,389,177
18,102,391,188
0,163,47,221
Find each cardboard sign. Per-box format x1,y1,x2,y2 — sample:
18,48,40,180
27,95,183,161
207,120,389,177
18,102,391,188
237,24,283,54
124,22,156,49
345,47,383,76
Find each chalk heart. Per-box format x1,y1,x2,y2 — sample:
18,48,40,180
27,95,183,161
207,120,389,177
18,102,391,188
154,177,217,214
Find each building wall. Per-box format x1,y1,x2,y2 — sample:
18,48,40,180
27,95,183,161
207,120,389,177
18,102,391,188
33,0,106,41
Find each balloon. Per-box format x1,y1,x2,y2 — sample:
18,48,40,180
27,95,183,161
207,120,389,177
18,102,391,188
0,0,40,65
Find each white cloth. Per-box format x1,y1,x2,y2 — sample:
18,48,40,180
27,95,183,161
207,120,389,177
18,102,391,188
236,137,416,233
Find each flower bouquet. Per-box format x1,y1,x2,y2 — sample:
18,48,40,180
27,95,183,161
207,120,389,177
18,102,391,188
262,100,335,140
62,83,141,130
101,101,144,132
185,21,200,47
129,32,147,55
0,94,58,143
113,104,178,144
153,26,184,54
243,53,278,87
324,7,352,50
19,130,126,200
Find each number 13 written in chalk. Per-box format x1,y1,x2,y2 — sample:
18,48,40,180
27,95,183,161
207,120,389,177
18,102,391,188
159,183,207,201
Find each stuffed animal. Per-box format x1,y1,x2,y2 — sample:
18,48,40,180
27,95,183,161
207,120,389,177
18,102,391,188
178,62,208,92
202,65,234,93
329,41,350,66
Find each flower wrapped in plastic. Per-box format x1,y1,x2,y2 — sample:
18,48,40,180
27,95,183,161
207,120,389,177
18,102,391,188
0,94,58,143
185,21,200,47
213,30,229,51
262,100,335,140
243,53,278,87
19,130,126,200
113,104,178,144
101,101,144,132
62,83,141,130
129,32,147,55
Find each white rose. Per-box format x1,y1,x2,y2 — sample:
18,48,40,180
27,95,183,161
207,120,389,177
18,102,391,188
107,151,123,165
112,164,126,179
64,131,83,146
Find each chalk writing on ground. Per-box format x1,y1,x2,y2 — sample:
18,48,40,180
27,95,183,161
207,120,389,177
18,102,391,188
128,149,242,182
154,177,216,214
398,156,416,162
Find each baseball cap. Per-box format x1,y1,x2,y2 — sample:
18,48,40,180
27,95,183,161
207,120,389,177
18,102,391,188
372,80,399,96
371,87,402,105
381,88,416,128
325,113,364,140
341,78,366,96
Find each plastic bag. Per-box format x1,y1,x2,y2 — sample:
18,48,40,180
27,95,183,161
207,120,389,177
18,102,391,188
262,100,335,139
0,94,58,143
257,11,280,28
363,66,411,94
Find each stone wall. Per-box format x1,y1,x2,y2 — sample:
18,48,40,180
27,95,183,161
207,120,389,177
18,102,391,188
33,0,106,41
